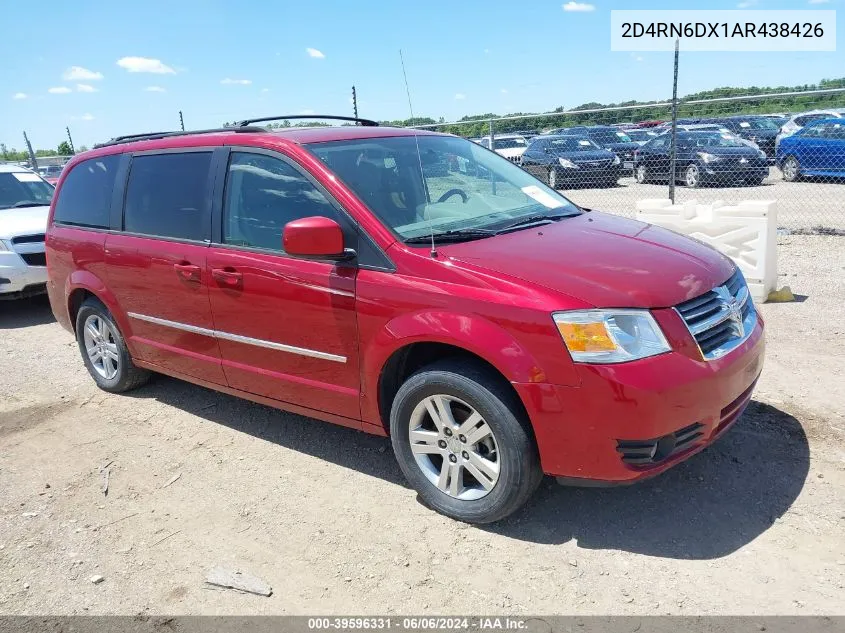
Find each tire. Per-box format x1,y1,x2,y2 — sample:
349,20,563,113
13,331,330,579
634,164,649,183
75,298,150,393
782,156,801,182
548,167,558,190
390,359,542,524
685,164,701,188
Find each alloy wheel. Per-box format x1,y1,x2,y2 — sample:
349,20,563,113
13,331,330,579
548,168,558,190
407,394,500,501
636,165,648,183
686,164,699,187
82,314,120,380
783,157,799,181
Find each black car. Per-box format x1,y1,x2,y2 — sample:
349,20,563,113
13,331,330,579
699,116,780,161
553,126,640,171
633,130,769,187
521,135,622,189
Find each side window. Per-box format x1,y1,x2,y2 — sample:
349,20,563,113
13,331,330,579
801,125,822,138
124,152,212,241
223,152,339,252
826,123,845,140
53,155,119,228
650,136,669,150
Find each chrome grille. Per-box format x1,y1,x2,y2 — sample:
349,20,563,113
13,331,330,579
676,269,757,360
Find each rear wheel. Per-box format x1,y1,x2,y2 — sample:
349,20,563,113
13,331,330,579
782,156,801,182
390,359,542,524
635,164,649,183
685,164,701,188
75,298,150,393
548,167,558,190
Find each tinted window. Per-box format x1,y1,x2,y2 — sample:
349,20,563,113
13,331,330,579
223,152,339,252
53,155,119,227
649,136,670,149
822,123,845,140
124,152,212,241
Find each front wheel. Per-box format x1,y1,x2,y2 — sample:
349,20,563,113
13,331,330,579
75,298,150,393
782,156,801,182
634,164,649,183
390,360,542,524
685,164,701,188
548,167,558,190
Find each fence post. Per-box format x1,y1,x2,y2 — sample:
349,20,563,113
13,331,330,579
489,118,497,195
23,131,38,171
668,39,680,204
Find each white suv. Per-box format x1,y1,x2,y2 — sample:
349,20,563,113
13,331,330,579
0,164,54,300
776,109,845,149
478,134,529,163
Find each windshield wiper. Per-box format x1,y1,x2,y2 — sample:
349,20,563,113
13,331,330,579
404,228,496,245
494,213,572,234
10,201,50,209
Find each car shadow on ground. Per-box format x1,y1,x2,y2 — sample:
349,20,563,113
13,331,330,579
128,377,808,560
0,295,55,329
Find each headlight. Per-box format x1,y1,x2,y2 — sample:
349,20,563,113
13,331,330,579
612,155,621,165
697,152,720,164
558,158,578,169
757,150,766,159
553,310,671,364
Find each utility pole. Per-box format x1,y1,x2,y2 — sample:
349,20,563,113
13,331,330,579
351,86,358,119
668,39,680,204
23,131,38,170
65,127,75,154
179,111,185,131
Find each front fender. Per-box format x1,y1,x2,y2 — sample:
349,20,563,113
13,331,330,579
360,309,578,427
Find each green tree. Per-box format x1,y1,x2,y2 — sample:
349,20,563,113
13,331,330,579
57,141,74,156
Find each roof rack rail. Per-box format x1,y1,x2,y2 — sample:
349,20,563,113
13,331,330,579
235,114,379,127
93,126,267,149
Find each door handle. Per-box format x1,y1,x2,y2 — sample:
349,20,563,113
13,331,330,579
211,267,243,287
174,262,201,282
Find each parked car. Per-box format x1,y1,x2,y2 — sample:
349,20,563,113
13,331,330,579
625,129,661,145
776,117,845,182
552,126,640,171
46,117,764,524
477,134,528,163
521,135,621,188
634,130,769,187
776,109,845,150
0,165,53,299
699,116,781,161
37,164,64,186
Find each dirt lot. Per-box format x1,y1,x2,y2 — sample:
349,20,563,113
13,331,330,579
1,235,844,615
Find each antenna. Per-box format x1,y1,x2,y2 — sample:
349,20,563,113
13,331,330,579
399,49,437,259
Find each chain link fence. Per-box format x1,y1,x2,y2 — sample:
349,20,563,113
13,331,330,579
409,87,845,232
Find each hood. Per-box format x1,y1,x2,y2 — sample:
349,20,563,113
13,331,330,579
0,205,50,240
737,129,778,140
439,211,734,308
550,149,616,163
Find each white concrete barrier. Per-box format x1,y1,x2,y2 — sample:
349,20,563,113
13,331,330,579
635,198,777,302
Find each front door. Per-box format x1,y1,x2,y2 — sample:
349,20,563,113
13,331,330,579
206,149,361,422
105,149,226,385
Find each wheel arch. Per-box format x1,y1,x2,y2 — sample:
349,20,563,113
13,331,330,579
65,271,126,340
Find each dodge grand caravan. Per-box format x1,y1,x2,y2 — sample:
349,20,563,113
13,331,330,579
46,116,765,523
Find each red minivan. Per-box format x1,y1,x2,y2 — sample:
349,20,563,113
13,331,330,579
46,116,764,523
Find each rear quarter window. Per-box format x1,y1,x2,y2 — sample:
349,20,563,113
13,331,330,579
123,152,212,241
53,155,120,228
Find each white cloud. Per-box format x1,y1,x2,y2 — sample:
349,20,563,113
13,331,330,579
484,48,490,54
48,86,72,94
261,88,270,93
13,92,27,100
145,86,166,92
300,109,316,115
737,0,757,6
808,0,830,4
306,47,325,59
562,1,595,12
76,84,98,92
80,113,95,121
500,88,508,94
63,66,104,81
117,56,176,74
221,78,252,85
455,93,466,100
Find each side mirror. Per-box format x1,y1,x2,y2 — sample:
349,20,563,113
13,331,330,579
283,216,352,260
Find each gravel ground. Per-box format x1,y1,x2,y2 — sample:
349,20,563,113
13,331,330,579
0,235,844,615
561,172,845,231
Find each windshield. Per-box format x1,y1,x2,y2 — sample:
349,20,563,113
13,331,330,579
306,135,581,242
736,118,779,130
547,137,601,151
682,133,749,148
590,130,632,144
492,137,527,150
0,172,54,210
626,130,658,141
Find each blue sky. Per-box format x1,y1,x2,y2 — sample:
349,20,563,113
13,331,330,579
2,0,843,150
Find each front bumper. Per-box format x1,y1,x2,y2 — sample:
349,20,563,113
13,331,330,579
700,164,769,184
0,251,48,299
514,314,765,482
557,165,622,183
